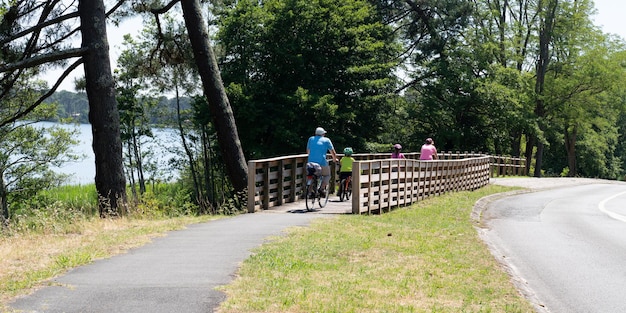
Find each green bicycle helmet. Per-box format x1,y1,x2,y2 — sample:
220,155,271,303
343,147,353,156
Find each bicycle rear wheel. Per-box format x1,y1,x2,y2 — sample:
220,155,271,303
345,181,352,201
305,179,316,211
318,184,330,208
339,179,347,202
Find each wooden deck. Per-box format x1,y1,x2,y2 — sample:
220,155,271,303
260,194,353,214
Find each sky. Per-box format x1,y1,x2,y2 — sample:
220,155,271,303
41,17,143,92
591,0,626,39
43,0,626,92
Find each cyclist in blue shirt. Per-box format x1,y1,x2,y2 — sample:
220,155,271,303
307,127,338,196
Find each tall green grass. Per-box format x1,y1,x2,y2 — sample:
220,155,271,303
41,184,99,212
2,184,98,236
217,185,536,313
2,182,206,237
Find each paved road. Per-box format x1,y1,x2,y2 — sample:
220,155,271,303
480,182,626,313
7,204,344,313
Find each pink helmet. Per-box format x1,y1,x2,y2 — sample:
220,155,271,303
393,144,402,150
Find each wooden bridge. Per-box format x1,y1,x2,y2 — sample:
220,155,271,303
247,152,526,214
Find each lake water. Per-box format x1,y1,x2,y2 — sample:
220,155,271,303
37,122,181,185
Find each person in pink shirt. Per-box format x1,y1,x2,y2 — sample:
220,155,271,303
419,138,438,160
391,144,405,159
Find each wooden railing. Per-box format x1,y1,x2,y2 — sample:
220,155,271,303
490,155,527,177
350,156,490,214
247,152,525,214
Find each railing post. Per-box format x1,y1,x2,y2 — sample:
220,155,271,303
289,158,297,202
247,161,257,213
352,161,361,214
277,160,284,206
262,162,270,210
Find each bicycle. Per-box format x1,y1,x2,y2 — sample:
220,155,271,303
337,147,355,202
337,175,352,202
305,162,330,211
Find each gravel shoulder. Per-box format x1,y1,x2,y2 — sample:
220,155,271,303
489,176,626,190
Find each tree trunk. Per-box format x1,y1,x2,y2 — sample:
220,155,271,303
565,125,577,177
0,174,8,226
180,0,248,193
510,130,521,157
534,141,544,177
79,0,127,217
127,142,138,200
175,88,203,208
132,132,146,194
532,0,558,178
525,135,534,175
201,127,217,209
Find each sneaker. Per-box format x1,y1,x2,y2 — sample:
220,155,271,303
318,188,326,197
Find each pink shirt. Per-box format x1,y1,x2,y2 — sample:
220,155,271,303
420,144,437,160
391,151,405,159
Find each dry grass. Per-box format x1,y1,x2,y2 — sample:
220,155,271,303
0,215,218,307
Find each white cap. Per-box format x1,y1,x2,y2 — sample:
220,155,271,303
315,127,327,136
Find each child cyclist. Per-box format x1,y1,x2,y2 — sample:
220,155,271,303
337,147,355,197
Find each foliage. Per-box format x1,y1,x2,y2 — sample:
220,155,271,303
0,179,242,237
110,12,248,214
0,85,81,221
1,122,79,188
533,0,626,177
216,0,401,158
6,0,626,218
2,183,96,235
8,201,87,235
115,41,162,197
42,90,192,127
44,91,90,123
374,0,626,180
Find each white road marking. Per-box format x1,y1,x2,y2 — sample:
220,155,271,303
598,191,626,222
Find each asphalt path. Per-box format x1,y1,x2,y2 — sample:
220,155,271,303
480,183,626,313
7,210,335,313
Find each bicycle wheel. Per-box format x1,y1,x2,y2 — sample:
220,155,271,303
318,184,330,208
305,178,317,211
339,179,347,202
345,180,352,201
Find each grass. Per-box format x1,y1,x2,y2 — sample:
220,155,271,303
1,184,535,312
40,184,99,206
216,185,535,313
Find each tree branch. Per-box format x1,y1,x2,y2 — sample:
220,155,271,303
0,47,86,73
0,0,123,51
403,0,437,37
150,0,180,15
106,0,128,17
0,11,80,46
0,58,83,128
